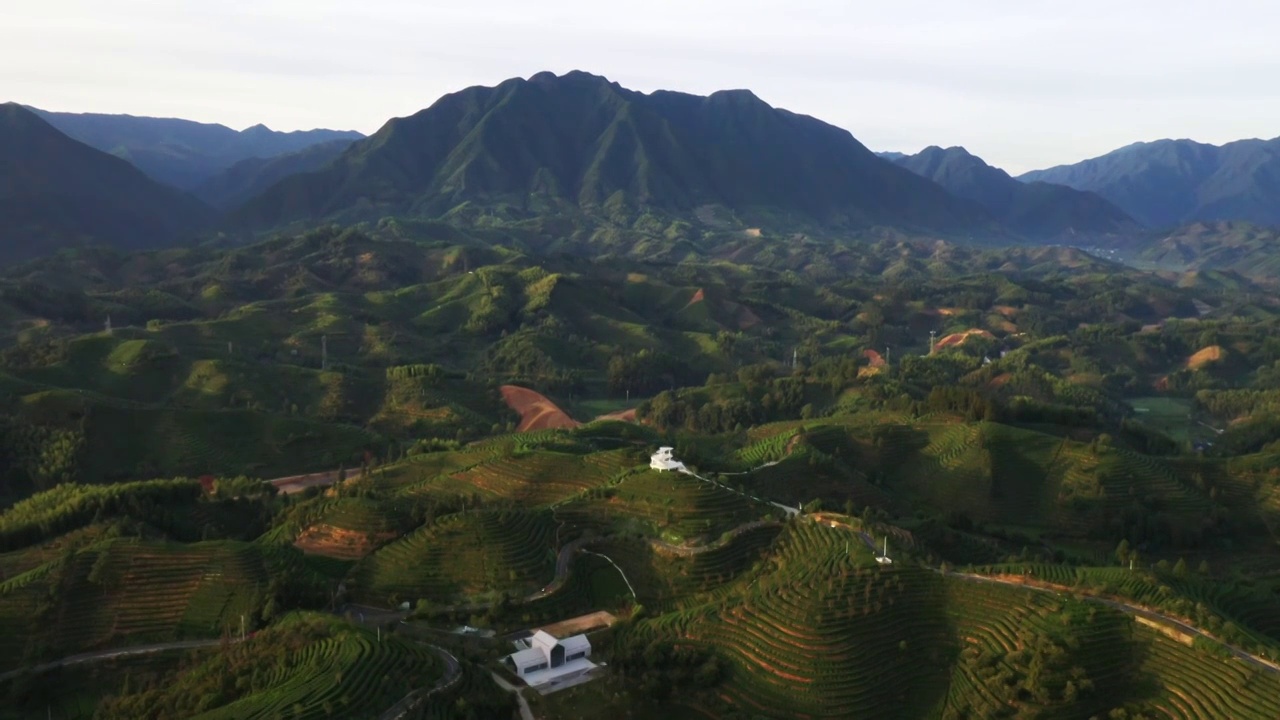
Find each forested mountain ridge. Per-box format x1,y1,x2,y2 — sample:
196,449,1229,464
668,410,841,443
890,145,1140,241
29,106,364,189
233,71,1001,238
1020,136,1280,228
193,138,356,210
0,103,215,265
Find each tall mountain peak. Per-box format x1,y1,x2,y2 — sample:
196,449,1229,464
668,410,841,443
234,74,997,238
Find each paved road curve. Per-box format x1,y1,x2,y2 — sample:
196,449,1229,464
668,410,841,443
377,645,462,720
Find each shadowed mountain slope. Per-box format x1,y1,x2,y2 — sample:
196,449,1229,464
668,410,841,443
1021,137,1280,228
0,103,214,265
891,145,1139,241
30,107,363,189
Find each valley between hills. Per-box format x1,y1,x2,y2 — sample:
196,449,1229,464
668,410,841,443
2,71,1280,719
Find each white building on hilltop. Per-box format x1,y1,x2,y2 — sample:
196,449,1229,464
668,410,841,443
506,631,594,686
650,446,687,472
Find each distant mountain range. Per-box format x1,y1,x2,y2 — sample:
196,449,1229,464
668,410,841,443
6,72,1280,271
1020,137,1280,228
882,146,1138,241
193,139,355,210
29,107,363,190
234,71,999,237
0,104,214,265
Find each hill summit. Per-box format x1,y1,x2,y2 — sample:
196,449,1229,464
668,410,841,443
236,71,998,237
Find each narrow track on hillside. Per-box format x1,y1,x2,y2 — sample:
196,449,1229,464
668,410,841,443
829,515,1280,679
648,520,782,557
0,638,232,683
949,571,1280,677
490,670,536,720
377,645,462,720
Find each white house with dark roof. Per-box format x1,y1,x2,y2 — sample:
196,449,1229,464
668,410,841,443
505,631,594,687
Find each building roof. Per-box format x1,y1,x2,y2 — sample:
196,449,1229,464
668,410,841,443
530,630,559,652
559,634,590,653
509,647,546,668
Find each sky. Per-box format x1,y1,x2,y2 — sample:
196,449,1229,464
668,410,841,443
4,0,1279,174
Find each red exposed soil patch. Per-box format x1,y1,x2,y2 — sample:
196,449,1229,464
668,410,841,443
535,611,618,637
1186,345,1225,370
987,373,1013,389
934,329,995,350
500,385,581,432
688,288,706,305
294,525,396,560
863,349,886,367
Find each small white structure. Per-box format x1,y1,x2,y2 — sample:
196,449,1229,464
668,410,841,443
650,447,687,472
506,631,594,687
875,537,893,565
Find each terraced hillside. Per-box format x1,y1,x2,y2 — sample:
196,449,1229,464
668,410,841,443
557,469,771,541
410,447,640,506
625,522,953,717
973,563,1280,660
348,509,558,606
0,538,313,671
586,522,782,613
289,497,416,560
93,613,442,720
619,521,1280,718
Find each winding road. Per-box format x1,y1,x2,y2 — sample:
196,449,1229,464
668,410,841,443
648,520,781,557
377,645,462,720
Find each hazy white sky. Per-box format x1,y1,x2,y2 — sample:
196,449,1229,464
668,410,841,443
4,0,1278,173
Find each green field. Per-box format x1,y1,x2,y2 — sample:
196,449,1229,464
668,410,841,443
1130,396,1196,442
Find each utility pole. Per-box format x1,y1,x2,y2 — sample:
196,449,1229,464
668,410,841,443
240,614,245,641
104,315,112,335
792,347,798,369
929,330,937,355
885,346,891,366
